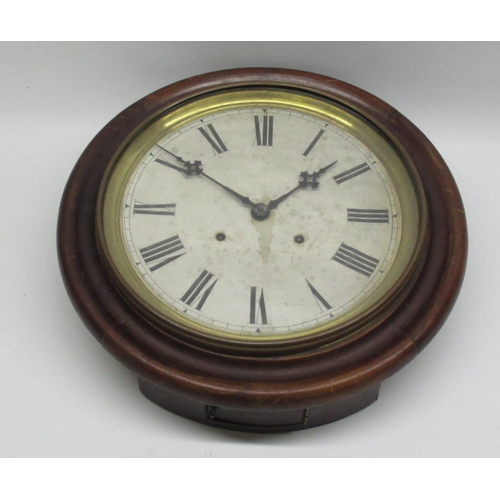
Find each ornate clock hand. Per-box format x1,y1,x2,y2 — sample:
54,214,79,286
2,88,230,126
155,144,203,176
267,184,302,210
199,171,258,209
268,161,338,210
156,144,258,208
156,144,190,166
315,160,338,177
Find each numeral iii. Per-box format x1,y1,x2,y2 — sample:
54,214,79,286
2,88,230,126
347,208,389,223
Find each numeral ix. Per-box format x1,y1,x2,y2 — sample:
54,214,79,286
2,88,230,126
133,202,176,216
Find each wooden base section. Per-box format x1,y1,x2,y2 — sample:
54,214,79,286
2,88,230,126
138,378,380,433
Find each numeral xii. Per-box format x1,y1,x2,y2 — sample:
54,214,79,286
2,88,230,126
254,115,273,146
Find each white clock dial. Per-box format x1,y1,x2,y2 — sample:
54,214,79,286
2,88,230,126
120,104,401,336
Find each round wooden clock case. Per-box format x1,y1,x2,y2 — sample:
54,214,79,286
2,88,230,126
57,68,467,432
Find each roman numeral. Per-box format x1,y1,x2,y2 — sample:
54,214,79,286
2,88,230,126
333,162,371,184
180,270,218,310
347,208,389,223
254,115,274,146
198,124,228,155
139,235,186,272
302,129,325,156
306,279,332,312
332,243,379,277
133,202,176,216
250,286,268,324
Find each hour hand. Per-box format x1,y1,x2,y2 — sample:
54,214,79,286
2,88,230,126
297,160,338,188
268,161,338,210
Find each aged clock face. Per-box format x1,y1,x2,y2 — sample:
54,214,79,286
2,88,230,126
100,89,422,346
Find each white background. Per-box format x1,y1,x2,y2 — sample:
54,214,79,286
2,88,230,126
1,41,499,458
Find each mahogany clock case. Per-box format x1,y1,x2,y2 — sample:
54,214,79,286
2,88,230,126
57,68,467,432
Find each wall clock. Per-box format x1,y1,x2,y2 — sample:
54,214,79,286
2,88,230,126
58,68,467,432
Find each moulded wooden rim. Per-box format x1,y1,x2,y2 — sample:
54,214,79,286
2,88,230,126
57,68,467,411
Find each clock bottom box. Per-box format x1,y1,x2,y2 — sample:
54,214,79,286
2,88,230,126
138,378,381,433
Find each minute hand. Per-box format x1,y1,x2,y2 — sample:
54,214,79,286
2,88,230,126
200,171,258,209
156,143,256,207
267,161,338,210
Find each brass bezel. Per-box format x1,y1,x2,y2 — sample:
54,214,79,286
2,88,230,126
97,88,427,353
